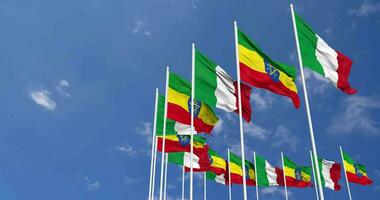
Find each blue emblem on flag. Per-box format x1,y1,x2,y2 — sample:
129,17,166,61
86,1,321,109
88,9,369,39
354,164,363,177
294,168,303,181
208,153,213,164
187,97,202,117
177,134,190,147
264,61,280,82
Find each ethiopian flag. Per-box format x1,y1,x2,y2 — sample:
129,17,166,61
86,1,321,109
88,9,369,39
156,95,194,136
229,152,256,186
207,171,228,185
255,154,284,187
237,29,300,108
168,72,219,133
195,50,252,122
283,156,312,187
157,134,206,153
294,13,356,94
342,151,372,185
168,146,210,171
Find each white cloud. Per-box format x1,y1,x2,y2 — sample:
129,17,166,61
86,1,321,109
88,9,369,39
324,27,333,38
213,119,224,134
132,20,151,36
29,89,57,111
114,143,137,157
250,91,274,111
83,176,100,191
349,1,380,16
56,79,71,97
124,176,140,184
136,122,153,144
301,69,331,95
271,126,298,151
244,122,269,140
327,96,380,135
261,187,292,198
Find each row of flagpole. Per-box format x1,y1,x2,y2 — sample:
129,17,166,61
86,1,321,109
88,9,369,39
145,3,359,200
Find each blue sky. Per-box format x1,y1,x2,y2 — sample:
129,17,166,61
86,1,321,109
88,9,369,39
0,0,380,199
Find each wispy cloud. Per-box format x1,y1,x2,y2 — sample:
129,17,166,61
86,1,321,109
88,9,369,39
124,176,141,184
327,96,380,135
244,122,269,140
349,1,380,16
250,91,274,111
113,143,137,157
136,122,153,143
261,187,292,198
271,126,298,151
301,69,331,95
213,119,224,134
132,20,151,36
29,89,57,111
83,176,100,191
56,79,71,97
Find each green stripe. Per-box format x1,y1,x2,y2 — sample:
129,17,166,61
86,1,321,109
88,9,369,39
317,158,326,187
206,171,217,180
195,49,218,108
229,152,254,170
155,95,176,136
169,72,191,96
255,154,269,186
294,13,325,76
342,151,355,165
284,156,311,175
237,29,297,79
168,152,185,165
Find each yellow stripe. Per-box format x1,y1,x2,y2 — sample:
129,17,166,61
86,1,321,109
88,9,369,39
344,161,368,176
284,166,310,182
198,104,218,126
168,87,189,111
238,44,298,93
230,162,242,176
211,155,226,170
248,168,256,180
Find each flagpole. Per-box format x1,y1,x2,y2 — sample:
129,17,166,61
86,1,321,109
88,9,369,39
204,172,207,200
152,136,159,200
159,66,170,200
148,88,159,200
289,4,325,200
310,150,320,200
190,42,195,200
281,152,288,200
163,154,168,200
253,152,259,200
233,20,248,200
228,148,232,200
340,146,353,200
182,166,185,200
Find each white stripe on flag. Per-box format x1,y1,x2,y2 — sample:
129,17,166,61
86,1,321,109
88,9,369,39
265,161,279,186
315,35,339,86
215,66,237,112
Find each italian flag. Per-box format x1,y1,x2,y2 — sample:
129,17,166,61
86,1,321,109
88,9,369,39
295,13,357,94
187,148,227,174
255,154,284,186
167,146,210,171
195,50,252,122
318,158,342,191
206,171,227,185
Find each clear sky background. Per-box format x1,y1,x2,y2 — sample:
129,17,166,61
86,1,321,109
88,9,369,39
0,0,380,199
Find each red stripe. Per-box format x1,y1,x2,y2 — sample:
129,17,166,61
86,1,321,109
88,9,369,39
330,163,342,190
346,172,373,185
167,103,214,133
233,81,252,122
157,137,190,153
275,167,285,186
285,176,312,188
336,51,357,95
240,63,300,108
229,174,256,186
184,146,211,172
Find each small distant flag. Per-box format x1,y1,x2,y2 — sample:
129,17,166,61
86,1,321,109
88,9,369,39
186,148,227,175
342,151,373,185
229,152,256,186
167,146,210,171
255,154,284,186
157,134,206,153
318,158,342,191
207,171,228,185
294,13,357,94
283,156,312,188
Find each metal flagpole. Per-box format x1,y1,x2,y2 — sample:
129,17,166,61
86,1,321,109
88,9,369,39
253,152,259,200
159,66,170,200
340,146,353,200
228,148,232,200
310,150,320,200
204,172,207,200
289,4,325,200
182,166,185,200
190,43,195,200
281,152,288,200
233,20,248,200
148,89,159,200
152,136,159,200
164,154,168,200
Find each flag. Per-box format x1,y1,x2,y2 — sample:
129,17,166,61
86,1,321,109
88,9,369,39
229,152,256,186
195,50,252,122
255,154,284,187
156,95,193,136
237,29,300,108
168,72,219,133
168,146,210,171
157,134,206,153
185,148,227,174
294,13,357,94
207,171,228,185
283,156,312,187
318,158,342,191
342,151,372,185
